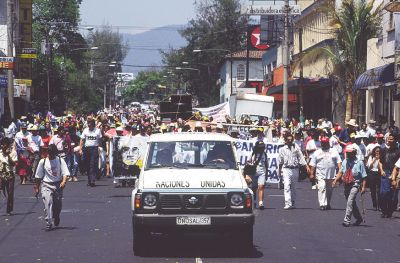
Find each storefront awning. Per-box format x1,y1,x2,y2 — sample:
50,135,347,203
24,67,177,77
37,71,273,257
266,79,298,95
353,63,395,90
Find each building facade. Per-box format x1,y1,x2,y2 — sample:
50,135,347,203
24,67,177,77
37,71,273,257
219,50,265,103
354,0,400,127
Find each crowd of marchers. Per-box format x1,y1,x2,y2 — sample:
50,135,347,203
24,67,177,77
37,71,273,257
0,105,399,229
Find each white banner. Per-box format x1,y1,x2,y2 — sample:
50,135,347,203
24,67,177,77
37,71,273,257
234,139,284,183
194,102,230,123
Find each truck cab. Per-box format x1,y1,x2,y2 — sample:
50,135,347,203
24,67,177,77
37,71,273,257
131,133,254,255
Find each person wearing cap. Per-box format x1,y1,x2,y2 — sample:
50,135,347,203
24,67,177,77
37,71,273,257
279,133,309,209
379,133,400,218
14,122,32,184
353,134,366,161
247,140,268,209
338,119,358,146
332,144,367,227
309,136,342,210
29,125,44,182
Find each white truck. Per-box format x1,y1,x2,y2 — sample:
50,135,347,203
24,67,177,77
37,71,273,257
229,93,274,123
131,133,254,255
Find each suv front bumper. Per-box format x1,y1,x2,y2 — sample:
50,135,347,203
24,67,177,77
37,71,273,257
133,213,254,230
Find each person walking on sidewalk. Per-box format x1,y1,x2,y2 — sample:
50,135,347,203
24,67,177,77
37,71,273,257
332,144,367,227
0,138,17,216
309,136,342,210
279,133,309,209
34,145,70,230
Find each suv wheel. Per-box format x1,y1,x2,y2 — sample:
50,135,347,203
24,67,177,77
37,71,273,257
133,226,149,256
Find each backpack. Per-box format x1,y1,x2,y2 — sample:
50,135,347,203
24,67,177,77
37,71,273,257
243,152,265,176
343,162,355,185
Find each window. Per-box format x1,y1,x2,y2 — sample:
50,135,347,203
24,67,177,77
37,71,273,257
146,141,237,170
237,64,245,81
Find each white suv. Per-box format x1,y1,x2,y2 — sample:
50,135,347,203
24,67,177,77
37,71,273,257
131,132,254,255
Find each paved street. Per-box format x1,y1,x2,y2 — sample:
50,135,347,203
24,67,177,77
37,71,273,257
1,177,399,263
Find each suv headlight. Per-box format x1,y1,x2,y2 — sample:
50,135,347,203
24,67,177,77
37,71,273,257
143,193,157,208
230,193,244,208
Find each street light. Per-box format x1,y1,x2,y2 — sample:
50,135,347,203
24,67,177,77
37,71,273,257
70,46,99,52
193,49,234,98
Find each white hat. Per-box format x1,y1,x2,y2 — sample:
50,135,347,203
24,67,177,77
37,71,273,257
346,119,358,127
195,121,202,128
116,126,124,132
216,123,223,129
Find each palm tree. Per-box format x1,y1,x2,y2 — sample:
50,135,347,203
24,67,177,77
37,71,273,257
296,0,381,122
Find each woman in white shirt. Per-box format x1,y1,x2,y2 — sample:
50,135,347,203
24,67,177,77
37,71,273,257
366,146,384,210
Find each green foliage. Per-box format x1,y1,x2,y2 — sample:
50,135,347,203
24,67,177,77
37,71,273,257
32,1,127,113
123,70,169,104
161,0,247,106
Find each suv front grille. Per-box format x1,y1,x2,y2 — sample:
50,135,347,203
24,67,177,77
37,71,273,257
158,194,228,212
205,195,227,209
160,195,182,209
184,195,203,209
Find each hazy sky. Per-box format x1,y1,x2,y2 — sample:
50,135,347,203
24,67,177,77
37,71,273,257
79,0,197,33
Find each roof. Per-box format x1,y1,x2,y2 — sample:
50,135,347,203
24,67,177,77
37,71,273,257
149,132,234,143
225,50,267,60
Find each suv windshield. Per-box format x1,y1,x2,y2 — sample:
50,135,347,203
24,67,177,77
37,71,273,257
146,140,237,170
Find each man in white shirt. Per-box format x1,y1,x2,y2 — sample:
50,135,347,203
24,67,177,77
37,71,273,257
309,137,342,210
35,144,69,230
79,118,102,187
29,125,43,182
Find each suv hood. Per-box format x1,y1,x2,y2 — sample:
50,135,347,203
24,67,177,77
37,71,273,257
142,169,244,189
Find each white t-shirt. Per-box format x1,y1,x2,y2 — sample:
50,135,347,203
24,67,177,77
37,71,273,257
35,157,70,183
81,128,102,147
30,135,44,152
330,136,342,154
367,156,379,172
309,148,341,179
15,131,32,151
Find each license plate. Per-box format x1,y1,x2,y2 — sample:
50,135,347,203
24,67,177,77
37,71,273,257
176,216,211,225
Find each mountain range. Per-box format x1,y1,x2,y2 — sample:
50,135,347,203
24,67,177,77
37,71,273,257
121,25,187,75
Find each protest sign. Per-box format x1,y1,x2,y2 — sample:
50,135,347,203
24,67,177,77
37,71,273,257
234,139,284,183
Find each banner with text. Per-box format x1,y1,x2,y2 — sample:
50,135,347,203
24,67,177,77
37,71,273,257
234,139,284,183
193,102,230,123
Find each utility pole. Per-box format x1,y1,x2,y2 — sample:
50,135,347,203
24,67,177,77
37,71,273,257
6,0,15,118
282,0,290,120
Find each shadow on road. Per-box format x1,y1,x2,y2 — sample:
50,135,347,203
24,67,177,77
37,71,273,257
138,233,264,259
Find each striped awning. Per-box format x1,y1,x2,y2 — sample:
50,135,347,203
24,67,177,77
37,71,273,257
353,63,395,90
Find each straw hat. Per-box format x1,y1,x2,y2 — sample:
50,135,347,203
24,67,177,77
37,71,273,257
345,119,358,127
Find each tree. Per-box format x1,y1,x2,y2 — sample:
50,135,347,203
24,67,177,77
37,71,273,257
32,0,86,113
123,70,169,104
161,0,247,106
297,0,381,123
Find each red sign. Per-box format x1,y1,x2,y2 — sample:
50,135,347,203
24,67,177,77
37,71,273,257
250,26,269,50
